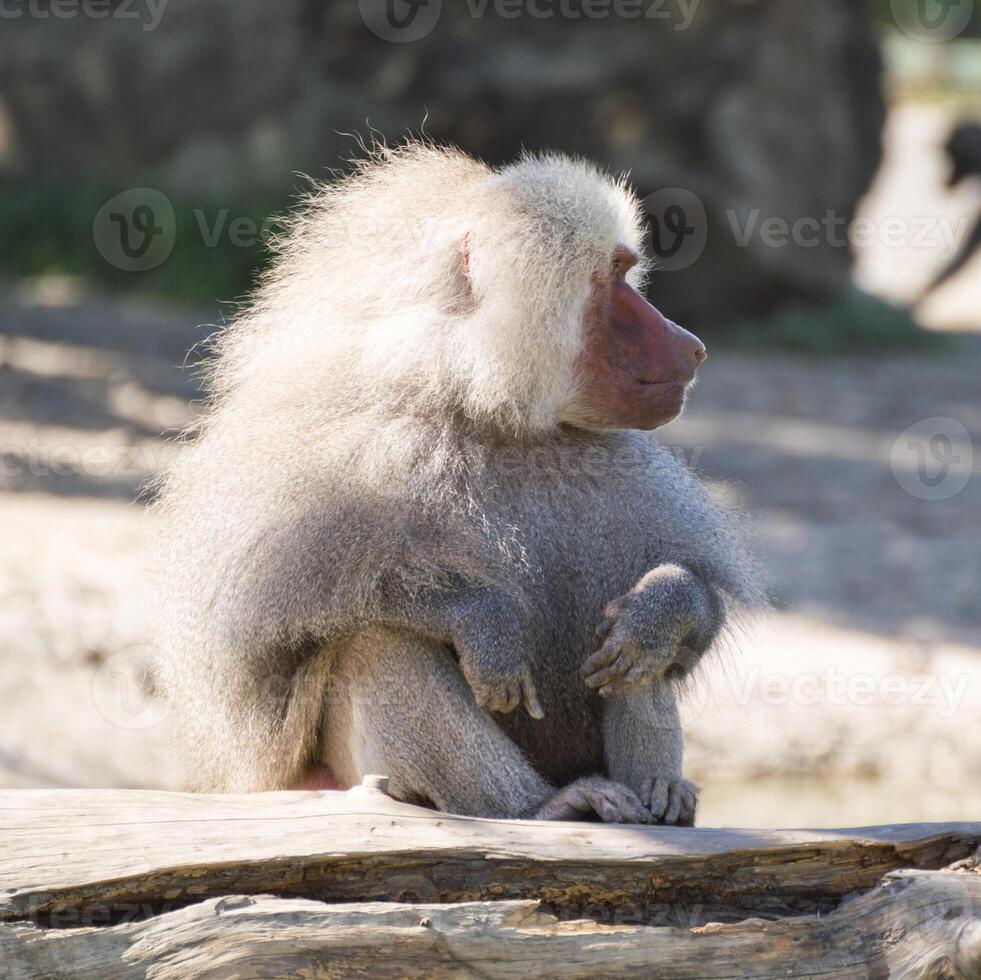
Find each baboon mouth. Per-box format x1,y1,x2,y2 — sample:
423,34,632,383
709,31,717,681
635,378,688,388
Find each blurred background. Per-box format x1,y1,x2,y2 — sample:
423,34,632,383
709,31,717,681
0,0,978,827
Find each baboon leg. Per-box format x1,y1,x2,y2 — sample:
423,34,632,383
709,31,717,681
603,682,698,826
323,627,553,818
323,627,648,823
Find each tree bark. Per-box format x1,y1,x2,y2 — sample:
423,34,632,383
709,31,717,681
2,779,979,977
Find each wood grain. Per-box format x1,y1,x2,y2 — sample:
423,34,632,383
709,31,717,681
3,872,980,979
2,783,979,977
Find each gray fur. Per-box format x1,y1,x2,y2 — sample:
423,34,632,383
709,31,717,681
151,142,760,823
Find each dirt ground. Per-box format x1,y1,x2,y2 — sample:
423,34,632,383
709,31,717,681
0,106,978,827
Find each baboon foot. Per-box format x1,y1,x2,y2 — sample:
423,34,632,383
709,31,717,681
534,776,652,824
641,775,698,826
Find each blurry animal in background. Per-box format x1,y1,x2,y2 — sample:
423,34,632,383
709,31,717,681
152,143,760,826
920,121,981,300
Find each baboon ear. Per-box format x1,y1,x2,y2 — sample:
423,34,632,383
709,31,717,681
456,232,476,311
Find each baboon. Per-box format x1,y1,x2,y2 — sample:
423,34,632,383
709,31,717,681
152,143,760,825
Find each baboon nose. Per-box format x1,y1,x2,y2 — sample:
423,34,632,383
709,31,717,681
666,319,706,373
677,328,706,371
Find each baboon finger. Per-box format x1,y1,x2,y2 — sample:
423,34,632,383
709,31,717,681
598,663,654,697
602,599,623,620
595,617,614,638
580,640,623,678
498,683,519,713
648,777,671,820
583,655,632,690
522,677,545,720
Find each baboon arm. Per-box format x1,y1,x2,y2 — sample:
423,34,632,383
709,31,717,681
376,584,542,718
650,562,725,656
615,562,723,656
583,564,724,698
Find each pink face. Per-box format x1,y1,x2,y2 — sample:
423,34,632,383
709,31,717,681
572,246,706,430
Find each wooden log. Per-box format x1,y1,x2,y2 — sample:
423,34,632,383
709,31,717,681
1,782,978,924
3,872,980,979
1,782,979,977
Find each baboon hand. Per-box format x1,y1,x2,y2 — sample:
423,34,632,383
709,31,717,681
418,586,544,720
461,654,544,719
581,565,712,698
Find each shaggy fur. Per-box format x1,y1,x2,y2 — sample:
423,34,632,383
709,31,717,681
151,142,759,821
